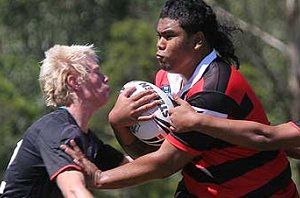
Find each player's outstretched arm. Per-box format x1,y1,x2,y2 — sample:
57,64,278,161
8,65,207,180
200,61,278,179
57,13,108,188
61,139,193,189
169,95,300,150
56,168,94,198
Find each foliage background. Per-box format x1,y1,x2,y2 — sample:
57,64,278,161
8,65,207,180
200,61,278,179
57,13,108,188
0,0,299,197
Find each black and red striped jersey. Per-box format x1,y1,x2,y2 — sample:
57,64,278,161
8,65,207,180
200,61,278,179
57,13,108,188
155,51,297,197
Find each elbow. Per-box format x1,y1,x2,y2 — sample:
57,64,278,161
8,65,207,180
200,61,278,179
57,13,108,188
250,137,273,150
62,187,87,198
152,166,175,179
248,128,276,150
146,162,172,179
151,158,180,179
158,164,176,178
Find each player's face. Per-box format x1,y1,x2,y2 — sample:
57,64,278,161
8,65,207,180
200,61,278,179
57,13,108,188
156,18,196,76
81,57,110,108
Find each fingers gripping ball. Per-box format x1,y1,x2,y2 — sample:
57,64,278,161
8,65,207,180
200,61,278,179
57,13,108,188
122,81,174,146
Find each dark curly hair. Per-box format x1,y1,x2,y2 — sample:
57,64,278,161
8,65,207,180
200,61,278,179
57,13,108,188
159,0,240,68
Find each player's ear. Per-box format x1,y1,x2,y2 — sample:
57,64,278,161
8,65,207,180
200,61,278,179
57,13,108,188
66,72,80,91
194,31,205,50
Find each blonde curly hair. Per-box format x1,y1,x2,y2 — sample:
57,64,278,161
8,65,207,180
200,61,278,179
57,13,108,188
39,44,98,107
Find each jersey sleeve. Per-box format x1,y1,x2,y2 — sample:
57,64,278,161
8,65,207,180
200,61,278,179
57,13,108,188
93,138,125,171
167,91,236,153
36,123,82,181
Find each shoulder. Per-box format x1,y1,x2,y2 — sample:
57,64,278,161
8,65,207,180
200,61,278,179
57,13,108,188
22,110,66,142
31,109,81,147
201,58,234,92
200,58,256,99
31,109,72,130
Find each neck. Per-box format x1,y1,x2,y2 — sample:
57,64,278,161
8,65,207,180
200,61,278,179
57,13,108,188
182,48,213,80
65,105,93,133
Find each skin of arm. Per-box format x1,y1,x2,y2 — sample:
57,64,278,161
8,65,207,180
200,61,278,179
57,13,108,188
169,95,300,151
56,169,94,198
95,140,193,189
61,139,194,189
285,147,300,159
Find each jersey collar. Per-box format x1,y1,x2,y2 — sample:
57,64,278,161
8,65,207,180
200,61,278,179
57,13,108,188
167,49,217,98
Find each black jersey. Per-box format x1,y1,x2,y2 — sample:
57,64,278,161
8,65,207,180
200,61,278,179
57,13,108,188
0,108,124,198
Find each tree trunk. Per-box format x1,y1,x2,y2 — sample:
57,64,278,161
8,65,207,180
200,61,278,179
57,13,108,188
286,0,300,191
286,0,300,120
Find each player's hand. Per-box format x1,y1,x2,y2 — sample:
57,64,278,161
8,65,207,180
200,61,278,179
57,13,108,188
169,95,198,133
109,86,160,127
60,140,100,188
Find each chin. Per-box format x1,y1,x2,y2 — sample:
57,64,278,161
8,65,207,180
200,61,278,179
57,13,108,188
161,67,178,74
159,63,172,71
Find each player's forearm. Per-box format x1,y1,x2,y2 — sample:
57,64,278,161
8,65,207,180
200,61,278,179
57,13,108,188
199,117,300,153
60,186,94,198
57,171,94,198
285,147,300,159
92,141,191,189
93,153,172,189
93,169,154,189
192,114,276,149
67,188,94,198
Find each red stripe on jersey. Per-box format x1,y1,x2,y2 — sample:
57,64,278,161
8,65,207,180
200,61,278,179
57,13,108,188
224,66,249,104
50,164,81,181
166,134,201,156
196,146,260,167
155,70,169,86
184,151,291,197
167,133,266,168
186,78,204,98
183,172,296,198
269,181,298,198
158,134,164,139
225,66,270,124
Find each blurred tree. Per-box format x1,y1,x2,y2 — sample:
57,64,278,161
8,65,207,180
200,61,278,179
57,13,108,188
0,69,40,177
211,0,299,123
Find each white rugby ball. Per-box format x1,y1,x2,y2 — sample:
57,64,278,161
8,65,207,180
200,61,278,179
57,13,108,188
122,81,174,146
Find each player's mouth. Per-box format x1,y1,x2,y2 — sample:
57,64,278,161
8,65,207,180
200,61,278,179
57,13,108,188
106,86,111,94
156,54,164,62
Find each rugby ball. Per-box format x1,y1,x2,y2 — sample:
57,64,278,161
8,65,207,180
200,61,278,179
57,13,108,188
122,81,174,146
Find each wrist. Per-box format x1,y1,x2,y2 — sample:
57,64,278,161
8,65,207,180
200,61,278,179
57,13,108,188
108,111,118,125
191,112,202,131
93,170,102,188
